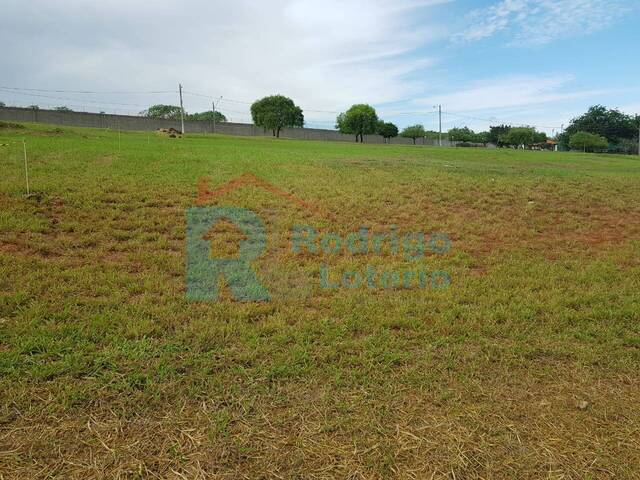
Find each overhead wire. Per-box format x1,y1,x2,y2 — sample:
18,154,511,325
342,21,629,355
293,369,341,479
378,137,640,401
0,86,175,95
1,85,564,130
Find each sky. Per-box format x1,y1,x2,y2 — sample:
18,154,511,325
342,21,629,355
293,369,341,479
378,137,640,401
1,0,640,134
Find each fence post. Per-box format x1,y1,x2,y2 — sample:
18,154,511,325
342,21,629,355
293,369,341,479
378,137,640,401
22,140,30,196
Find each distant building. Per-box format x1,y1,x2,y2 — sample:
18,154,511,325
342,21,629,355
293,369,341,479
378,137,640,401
530,139,557,151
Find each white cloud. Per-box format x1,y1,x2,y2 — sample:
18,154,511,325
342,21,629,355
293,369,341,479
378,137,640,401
417,74,606,111
618,103,640,115
403,74,615,133
1,0,634,132
458,0,637,46
0,0,450,125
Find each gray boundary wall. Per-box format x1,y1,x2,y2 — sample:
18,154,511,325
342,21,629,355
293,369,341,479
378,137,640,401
0,106,456,146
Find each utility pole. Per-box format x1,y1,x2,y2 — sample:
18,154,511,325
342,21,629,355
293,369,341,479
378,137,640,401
178,83,185,134
438,104,442,147
22,140,30,196
212,101,216,134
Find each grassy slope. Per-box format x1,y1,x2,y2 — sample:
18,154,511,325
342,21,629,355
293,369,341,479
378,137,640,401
1,123,640,479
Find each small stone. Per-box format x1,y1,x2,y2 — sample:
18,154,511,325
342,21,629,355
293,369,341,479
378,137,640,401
576,400,589,410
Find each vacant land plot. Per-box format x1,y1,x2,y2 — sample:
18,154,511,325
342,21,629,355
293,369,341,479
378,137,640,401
1,123,639,479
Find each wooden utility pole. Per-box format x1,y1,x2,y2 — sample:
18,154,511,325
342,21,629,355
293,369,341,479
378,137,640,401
438,104,442,147
22,140,30,195
179,83,185,134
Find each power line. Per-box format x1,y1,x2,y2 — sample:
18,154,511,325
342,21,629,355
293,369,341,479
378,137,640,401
378,110,438,116
5,100,137,114
0,84,434,119
442,110,561,129
182,90,346,114
0,90,249,117
0,86,175,95
0,88,154,108
182,90,252,105
0,83,565,130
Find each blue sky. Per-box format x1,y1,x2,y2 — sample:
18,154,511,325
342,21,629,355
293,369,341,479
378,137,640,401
1,0,639,134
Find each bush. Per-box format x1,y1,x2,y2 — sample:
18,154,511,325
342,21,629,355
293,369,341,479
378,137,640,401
400,124,426,145
569,131,608,152
0,121,25,129
608,138,639,155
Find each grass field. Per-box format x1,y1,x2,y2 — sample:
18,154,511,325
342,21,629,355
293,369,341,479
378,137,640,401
1,122,640,479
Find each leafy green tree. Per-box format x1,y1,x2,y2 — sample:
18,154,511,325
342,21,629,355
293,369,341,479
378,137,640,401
29,105,39,110
475,131,491,145
424,130,445,141
336,104,379,142
55,106,72,112
0,101,5,108
400,124,426,145
563,105,636,144
608,138,638,155
448,127,475,142
141,104,183,120
187,110,227,123
533,131,548,144
489,125,511,146
447,127,491,145
251,95,303,138
377,121,398,143
501,127,536,148
569,131,608,152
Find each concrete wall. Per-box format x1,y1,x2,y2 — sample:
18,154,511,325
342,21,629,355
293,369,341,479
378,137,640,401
0,106,456,147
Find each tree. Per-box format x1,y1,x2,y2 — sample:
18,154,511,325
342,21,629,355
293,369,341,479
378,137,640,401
532,131,548,144
0,101,5,108
609,138,638,155
448,127,475,142
251,95,304,138
501,127,536,148
29,105,39,110
336,104,379,142
488,125,511,146
400,124,426,145
140,104,183,120
55,106,72,112
475,131,491,145
187,110,227,123
563,105,636,144
377,121,398,143
569,131,608,152
424,130,445,141
447,127,491,146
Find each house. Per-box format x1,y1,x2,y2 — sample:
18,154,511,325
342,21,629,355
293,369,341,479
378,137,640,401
530,139,557,151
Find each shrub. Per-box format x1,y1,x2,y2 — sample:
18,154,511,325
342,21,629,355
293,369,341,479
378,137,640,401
569,131,608,152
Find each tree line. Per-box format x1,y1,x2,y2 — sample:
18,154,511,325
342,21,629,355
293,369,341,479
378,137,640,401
559,105,639,154
140,104,227,124
5,96,638,153
137,98,639,153
335,104,434,144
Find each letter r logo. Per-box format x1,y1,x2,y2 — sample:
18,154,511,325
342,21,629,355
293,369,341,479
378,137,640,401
186,207,270,301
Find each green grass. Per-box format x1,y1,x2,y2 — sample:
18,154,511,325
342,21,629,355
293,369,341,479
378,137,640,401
1,122,640,479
